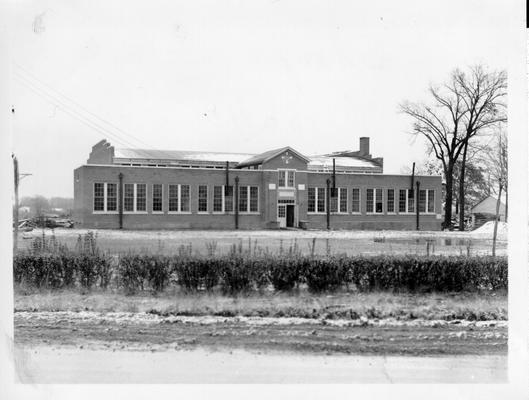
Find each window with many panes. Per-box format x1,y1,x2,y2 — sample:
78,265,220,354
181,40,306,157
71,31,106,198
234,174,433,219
122,183,146,212
307,187,326,213
351,188,360,213
398,189,407,213
330,188,347,213
93,182,118,213
366,188,383,213
213,186,223,212
427,190,435,213
198,185,208,212
278,170,295,188
398,189,416,213
238,185,258,213
387,189,395,213
152,184,163,212
407,189,415,213
168,184,190,212
418,189,427,213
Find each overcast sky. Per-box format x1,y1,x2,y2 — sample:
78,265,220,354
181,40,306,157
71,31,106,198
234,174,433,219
9,0,517,198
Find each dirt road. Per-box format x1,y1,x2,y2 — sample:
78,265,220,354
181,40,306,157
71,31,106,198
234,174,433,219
14,346,507,383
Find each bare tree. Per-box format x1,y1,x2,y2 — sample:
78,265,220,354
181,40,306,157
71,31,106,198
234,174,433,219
400,65,506,230
484,127,507,256
453,66,506,230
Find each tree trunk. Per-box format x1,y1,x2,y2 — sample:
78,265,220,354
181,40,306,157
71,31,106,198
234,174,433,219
443,162,454,229
505,187,508,222
458,140,469,231
492,183,503,257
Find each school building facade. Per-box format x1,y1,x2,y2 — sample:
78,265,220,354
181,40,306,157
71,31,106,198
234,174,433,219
73,137,443,230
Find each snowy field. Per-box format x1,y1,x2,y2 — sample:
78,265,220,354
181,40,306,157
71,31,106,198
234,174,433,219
18,224,507,256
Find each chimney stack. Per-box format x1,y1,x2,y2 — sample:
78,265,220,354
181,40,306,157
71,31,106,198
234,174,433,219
359,137,370,157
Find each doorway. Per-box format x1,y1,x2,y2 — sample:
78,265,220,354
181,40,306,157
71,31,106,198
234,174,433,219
286,205,295,227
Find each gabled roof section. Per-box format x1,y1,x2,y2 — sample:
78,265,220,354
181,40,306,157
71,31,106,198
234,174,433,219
236,146,311,168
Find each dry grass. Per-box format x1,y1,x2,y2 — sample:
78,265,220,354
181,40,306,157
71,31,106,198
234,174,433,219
14,289,507,321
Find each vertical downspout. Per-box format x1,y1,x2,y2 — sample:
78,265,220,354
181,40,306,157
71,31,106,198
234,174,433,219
234,176,239,230
118,172,123,229
416,180,420,230
326,178,331,230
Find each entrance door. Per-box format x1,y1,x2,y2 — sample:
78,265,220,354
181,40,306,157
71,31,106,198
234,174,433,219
286,205,295,227
277,205,286,228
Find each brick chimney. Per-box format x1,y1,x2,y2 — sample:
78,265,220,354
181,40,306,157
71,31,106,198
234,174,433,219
359,137,370,157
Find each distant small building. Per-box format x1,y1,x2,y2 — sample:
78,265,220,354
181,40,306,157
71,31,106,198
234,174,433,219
471,196,506,228
18,206,31,219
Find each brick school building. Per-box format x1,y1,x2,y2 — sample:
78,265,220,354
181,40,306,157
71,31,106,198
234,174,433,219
73,137,442,230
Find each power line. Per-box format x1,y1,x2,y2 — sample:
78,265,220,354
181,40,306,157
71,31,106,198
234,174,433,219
14,64,178,161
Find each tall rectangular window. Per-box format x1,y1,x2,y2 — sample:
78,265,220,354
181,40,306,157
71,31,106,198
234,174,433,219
180,185,190,212
198,185,208,212
399,189,407,213
366,189,374,213
213,186,223,212
278,170,286,187
169,185,179,212
94,183,105,211
351,188,360,213
387,189,395,213
308,187,316,212
136,184,146,212
107,183,117,211
375,188,383,213
317,187,326,213
225,186,233,212
287,171,295,187
152,184,163,212
249,186,259,212
124,183,134,212
427,190,435,213
408,189,415,213
418,189,427,213
330,188,347,213
239,186,248,212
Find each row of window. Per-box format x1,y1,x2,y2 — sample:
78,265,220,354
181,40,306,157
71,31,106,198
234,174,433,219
93,183,259,214
307,187,435,214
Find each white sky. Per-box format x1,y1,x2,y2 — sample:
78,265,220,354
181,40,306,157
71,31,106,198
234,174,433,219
9,0,517,198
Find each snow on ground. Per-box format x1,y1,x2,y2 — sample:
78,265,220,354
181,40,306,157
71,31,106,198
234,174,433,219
21,227,507,241
472,221,507,236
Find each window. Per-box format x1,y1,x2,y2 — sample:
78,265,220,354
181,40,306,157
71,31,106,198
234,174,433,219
399,189,407,213
418,189,427,213
308,187,326,213
238,185,259,213
278,170,295,188
250,186,259,212
107,183,117,211
152,184,163,212
427,190,435,213
239,186,248,212
198,185,208,212
94,183,105,211
213,186,223,212
317,187,326,213
387,189,395,213
124,184,134,212
407,189,415,213
351,188,360,213
122,183,146,213
168,184,190,213
330,188,347,213
308,187,316,213
136,184,146,212
366,188,383,213
225,186,233,212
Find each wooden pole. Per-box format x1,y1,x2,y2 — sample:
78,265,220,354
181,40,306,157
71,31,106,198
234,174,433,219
234,176,239,230
416,180,420,230
13,155,19,252
326,178,331,230
118,173,123,229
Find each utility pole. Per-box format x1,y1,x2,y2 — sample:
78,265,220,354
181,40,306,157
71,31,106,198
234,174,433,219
12,154,32,252
234,176,239,230
416,180,420,230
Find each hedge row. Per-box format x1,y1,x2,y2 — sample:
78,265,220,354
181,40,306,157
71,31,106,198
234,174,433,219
13,253,507,293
